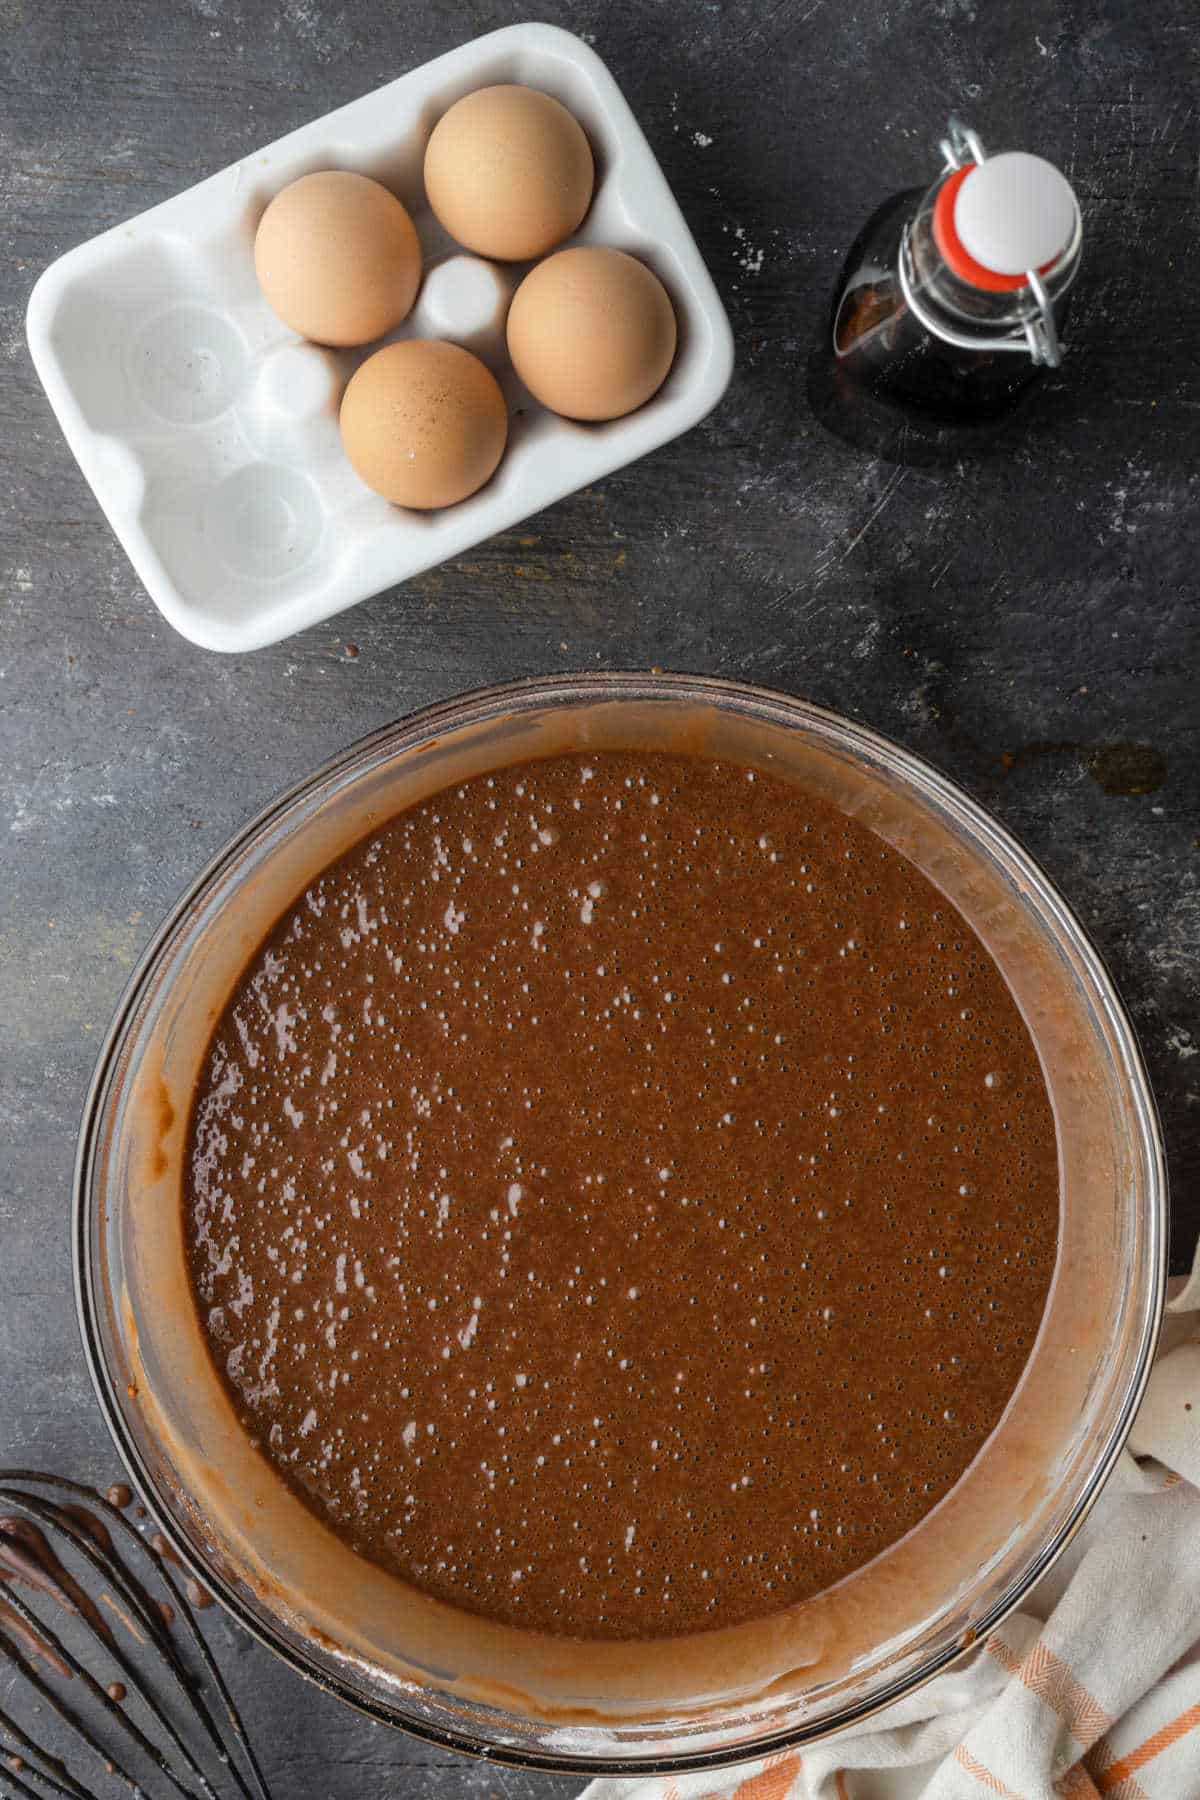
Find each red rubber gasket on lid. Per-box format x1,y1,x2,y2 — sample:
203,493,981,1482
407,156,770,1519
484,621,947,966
933,164,1030,293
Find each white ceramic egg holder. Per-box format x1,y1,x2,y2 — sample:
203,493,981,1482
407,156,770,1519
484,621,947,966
25,24,734,653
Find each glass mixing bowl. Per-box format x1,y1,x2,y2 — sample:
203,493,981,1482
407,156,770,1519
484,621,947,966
74,672,1165,1776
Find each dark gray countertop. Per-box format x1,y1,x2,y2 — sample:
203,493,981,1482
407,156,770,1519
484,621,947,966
1,0,1197,1793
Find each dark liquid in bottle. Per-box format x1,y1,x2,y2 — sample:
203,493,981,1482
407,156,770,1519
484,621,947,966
808,188,1059,467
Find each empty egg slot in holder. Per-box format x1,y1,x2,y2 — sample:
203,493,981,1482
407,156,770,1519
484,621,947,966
27,23,733,650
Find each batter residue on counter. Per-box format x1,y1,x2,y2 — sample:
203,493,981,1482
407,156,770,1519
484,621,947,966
185,752,1059,1641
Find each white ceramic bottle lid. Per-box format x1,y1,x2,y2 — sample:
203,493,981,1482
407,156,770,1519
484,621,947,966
953,150,1078,278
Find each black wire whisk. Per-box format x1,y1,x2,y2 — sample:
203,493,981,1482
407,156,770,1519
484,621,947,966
0,1472,271,1800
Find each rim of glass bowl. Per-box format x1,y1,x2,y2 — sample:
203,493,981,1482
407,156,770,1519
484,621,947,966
73,671,1167,1776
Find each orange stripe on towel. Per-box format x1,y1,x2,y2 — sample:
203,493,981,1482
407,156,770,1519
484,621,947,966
1054,1765,1102,1797
1094,1702,1200,1790
732,1752,802,1799
954,1744,1028,1799
1085,1741,1150,1800
986,1636,1111,1748
1094,1778,1151,1800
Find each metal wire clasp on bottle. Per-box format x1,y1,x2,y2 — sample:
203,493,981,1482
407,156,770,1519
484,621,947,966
898,117,1065,368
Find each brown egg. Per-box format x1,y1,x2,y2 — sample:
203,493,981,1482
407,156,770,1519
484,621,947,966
423,85,593,262
340,339,508,510
506,246,677,421
254,171,421,347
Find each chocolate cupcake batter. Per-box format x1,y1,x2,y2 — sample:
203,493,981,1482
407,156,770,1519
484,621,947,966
185,752,1059,1641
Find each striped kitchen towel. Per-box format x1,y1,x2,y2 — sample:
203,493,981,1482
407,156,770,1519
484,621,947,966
584,1261,1200,1800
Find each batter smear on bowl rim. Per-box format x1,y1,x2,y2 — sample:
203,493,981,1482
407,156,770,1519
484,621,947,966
184,750,1059,1641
